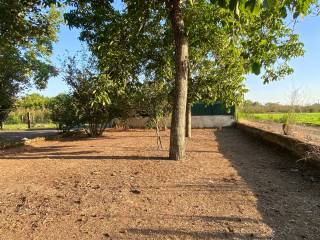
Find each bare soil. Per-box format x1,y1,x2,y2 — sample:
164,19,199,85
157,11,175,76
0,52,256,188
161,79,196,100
240,119,320,146
0,129,319,240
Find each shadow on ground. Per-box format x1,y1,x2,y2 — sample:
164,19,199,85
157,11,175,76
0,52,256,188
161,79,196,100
215,128,320,240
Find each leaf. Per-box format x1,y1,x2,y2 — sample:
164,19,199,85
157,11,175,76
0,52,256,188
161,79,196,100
245,0,261,14
251,61,262,75
280,6,287,18
229,0,238,11
218,0,228,8
263,0,276,8
293,11,300,19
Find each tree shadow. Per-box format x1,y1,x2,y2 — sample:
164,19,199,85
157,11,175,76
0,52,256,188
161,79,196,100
126,228,269,239
214,128,320,239
1,143,170,161
1,154,169,161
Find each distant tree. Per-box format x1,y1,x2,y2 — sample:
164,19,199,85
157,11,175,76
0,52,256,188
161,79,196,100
18,93,51,109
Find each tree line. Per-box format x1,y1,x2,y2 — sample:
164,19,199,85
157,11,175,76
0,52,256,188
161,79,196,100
240,100,320,113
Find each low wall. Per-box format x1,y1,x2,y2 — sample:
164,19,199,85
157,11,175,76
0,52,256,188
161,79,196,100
237,122,320,169
192,115,235,128
127,115,235,129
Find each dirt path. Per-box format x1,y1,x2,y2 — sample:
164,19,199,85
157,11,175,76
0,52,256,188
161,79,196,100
0,129,319,240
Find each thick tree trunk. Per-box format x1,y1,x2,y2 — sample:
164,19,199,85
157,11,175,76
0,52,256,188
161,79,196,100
168,0,189,160
186,102,191,138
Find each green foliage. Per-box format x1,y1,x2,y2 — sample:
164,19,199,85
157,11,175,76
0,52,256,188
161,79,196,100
239,100,320,113
0,1,61,89
0,1,61,124
138,80,172,126
17,93,52,109
5,115,21,125
239,112,320,126
63,54,120,136
63,0,317,157
2,93,54,130
64,0,312,108
50,93,79,132
0,89,15,127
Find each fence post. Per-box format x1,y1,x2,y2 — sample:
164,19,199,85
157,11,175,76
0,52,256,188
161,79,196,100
27,112,31,129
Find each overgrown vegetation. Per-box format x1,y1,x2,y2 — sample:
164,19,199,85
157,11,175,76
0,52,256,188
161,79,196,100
2,93,54,130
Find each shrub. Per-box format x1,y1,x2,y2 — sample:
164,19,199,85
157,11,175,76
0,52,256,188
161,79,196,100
5,114,20,124
50,94,79,132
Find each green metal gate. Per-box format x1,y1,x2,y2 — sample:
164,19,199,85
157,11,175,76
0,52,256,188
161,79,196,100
191,102,235,116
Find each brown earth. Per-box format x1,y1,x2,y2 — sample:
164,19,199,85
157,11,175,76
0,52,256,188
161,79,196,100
0,129,319,240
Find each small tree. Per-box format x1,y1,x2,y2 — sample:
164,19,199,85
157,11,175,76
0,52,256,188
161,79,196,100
63,54,118,137
138,81,171,149
282,88,305,135
50,93,79,132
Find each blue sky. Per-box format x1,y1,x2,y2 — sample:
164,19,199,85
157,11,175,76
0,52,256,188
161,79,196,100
245,15,320,104
30,12,320,104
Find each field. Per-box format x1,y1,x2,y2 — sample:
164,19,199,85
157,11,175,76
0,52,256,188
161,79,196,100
1,123,56,130
239,112,320,126
0,129,319,239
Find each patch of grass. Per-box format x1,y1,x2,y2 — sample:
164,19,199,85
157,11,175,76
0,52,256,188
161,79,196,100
238,112,320,126
1,123,56,130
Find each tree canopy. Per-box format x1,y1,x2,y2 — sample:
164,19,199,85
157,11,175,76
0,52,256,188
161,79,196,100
64,0,317,159
1,0,318,158
0,0,61,124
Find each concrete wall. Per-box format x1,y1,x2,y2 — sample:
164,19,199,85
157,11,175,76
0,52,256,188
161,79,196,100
191,116,235,128
237,122,320,169
127,115,235,129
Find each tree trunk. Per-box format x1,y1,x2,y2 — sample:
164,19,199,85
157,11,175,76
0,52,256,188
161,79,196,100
186,102,192,138
0,121,3,131
168,0,189,160
186,62,192,138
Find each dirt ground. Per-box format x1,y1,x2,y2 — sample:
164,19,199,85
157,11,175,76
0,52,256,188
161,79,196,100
0,128,319,240
240,119,320,146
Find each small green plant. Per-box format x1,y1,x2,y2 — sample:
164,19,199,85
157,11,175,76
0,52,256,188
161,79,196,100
281,111,296,135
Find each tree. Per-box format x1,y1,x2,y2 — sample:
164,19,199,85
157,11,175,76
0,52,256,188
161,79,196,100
0,0,60,123
63,54,124,137
18,93,51,109
50,93,79,132
138,80,172,149
65,0,317,160
0,90,15,130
